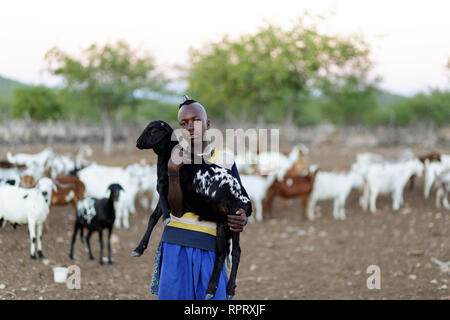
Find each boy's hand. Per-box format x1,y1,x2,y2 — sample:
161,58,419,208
227,209,247,232
168,146,185,173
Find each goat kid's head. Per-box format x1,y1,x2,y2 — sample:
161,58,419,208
136,120,173,154
36,177,57,204
107,183,124,202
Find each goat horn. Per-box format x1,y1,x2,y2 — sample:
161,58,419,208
183,95,190,101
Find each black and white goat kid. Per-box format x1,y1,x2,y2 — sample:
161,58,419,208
69,183,124,266
131,120,252,300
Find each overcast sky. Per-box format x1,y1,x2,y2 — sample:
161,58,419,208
1,0,449,96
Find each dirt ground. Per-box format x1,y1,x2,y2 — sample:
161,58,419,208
1,142,450,300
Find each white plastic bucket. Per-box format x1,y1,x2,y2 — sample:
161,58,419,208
53,267,68,283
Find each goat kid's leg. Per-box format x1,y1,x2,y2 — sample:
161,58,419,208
306,198,316,221
392,190,401,211
443,190,450,210
332,198,340,220
436,187,443,209
206,224,227,300
226,232,241,300
69,222,80,261
98,230,104,266
369,189,378,214
131,203,163,257
36,223,45,259
255,200,263,222
107,227,113,265
28,221,37,260
86,230,95,261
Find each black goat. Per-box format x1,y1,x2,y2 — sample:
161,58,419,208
69,183,124,266
131,120,252,300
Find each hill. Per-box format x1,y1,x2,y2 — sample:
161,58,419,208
0,75,28,98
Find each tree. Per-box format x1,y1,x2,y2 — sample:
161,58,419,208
12,86,62,120
45,40,166,154
185,15,378,126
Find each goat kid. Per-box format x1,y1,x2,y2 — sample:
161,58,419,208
132,120,252,300
362,158,424,213
0,177,56,259
69,184,124,266
263,169,319,220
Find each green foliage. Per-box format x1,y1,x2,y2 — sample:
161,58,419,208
12,86,62,120
387,89,450,127
186,15,379,125
45,40,167,120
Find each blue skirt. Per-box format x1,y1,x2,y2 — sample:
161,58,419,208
150,241,228,300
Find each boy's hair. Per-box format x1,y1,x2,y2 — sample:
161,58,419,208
179,95,197,109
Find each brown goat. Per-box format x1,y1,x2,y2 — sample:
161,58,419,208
51,175,85,209
263,168,319,220
43,175,85,233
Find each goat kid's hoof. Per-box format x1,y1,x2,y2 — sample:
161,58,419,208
108,261,114,266
69,254,73,261
205,293,214,300
30,254,37,260
89,255,95,261
130,250,142,257
38,251,45,259
227,295,234,300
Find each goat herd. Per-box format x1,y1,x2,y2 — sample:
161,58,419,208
0,144,449,269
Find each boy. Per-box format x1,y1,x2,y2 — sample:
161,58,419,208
150,98,249,300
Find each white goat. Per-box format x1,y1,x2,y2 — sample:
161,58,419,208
78,163,140,229
362,158,424,213
435,170,450,210
307,170,363,220
424,155,450,199
125,162,157,210
0,177,56,259
240,174,276,222
6,148,54,168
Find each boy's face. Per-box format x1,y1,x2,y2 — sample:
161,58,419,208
178,103,210,146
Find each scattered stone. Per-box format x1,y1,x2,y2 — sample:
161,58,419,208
279,232,288,239
431,279,438,284
297,230,306,237
56,237,64,243
438,284,448,290
408,274,417,280
407,249,424,257
318,231,328,238
0,284,6,290
249,264,257,271
400,208,412,215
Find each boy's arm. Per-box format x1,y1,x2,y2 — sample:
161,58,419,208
168,147,184,218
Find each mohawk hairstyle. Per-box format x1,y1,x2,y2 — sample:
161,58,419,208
179,95,197,109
